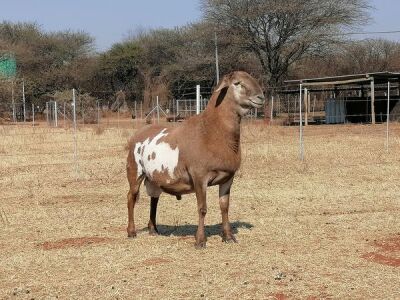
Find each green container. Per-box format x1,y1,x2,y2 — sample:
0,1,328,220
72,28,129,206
0,54,17,79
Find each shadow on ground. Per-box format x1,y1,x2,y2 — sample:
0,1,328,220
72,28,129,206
140,221,253,237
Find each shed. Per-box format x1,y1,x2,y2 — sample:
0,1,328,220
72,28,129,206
283,72,400,125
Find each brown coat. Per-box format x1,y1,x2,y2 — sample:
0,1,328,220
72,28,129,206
126,71,265,247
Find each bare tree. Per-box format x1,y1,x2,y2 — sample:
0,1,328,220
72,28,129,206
201,0,371,87
339,39,400,74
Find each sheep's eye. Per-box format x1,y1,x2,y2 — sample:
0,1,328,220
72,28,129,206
233,81,241,86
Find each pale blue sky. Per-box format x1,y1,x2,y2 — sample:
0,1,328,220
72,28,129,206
1,0,399,51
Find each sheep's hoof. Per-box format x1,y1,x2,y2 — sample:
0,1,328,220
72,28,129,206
222,234,238,244
127,230,137,238
148,228,159,236
194,241,206,249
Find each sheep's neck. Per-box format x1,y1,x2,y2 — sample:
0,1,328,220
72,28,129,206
201,102,241,154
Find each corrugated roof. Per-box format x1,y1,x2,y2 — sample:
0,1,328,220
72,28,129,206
285,72,400,86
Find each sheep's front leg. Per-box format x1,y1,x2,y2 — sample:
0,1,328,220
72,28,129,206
219,177,237,243
194,181,207,249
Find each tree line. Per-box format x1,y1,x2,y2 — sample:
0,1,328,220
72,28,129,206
1,0,399,112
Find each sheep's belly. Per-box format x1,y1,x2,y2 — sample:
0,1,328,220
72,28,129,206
207,170,234,186
133,135,179,180
160,181,194,195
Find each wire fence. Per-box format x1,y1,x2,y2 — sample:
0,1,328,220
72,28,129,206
1,82,400,200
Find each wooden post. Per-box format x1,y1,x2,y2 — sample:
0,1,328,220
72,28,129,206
371,78,376,124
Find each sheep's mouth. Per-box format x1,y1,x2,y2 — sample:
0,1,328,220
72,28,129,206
248,99,264,108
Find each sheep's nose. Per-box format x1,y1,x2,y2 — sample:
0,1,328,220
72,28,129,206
257,95,265,102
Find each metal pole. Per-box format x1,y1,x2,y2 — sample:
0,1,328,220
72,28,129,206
46,102,49,124
172,98,175,122
73,90,77,130
134,101,137,119
32,103,34,126
214,32,220,84
11,81,16,122
196,85,200,115
63,102,66,127
270,95,274,125
72,88,78,178
97,100,100,126
117,106,120,129
386,81,390,151
299,84,304,161
371,78,376,124
304,88,308,126
54,101,58,127
156,96,160,123
22,79,26,122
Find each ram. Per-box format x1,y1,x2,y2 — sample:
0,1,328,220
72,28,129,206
126,71,265,248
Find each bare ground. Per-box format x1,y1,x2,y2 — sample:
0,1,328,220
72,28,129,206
0,121,399,299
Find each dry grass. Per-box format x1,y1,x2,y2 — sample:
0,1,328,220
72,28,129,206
0,121,400,299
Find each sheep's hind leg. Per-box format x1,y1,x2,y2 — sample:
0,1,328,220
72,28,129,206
144,179,162,235
148,197,159,235
219,177,237,243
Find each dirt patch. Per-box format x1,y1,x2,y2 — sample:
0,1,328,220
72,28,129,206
38,237,112,250
267,292,288,300
105,225,126,233
374,236,400,252
362,236,400,267
142,257,172,266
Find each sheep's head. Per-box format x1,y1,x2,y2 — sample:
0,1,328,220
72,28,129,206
215,71,265,116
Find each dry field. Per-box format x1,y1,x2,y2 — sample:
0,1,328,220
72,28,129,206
0,120,399,299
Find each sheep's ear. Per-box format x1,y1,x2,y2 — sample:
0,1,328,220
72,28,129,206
214,77,230,93
215,79,230,107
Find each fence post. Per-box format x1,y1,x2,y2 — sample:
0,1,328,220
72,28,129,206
134,101,137,118
386,81,390,151
97,100,100,126
63,102,66,128
117,106,120,129
22,79,26,122
304,88,308,126
299,84,304,161
371,78,376,124
196,85,200,115
72,88,78,178
32,103,35,127
11,81,16,123
46,102,49,124
156,96,160,123
270,95,274,125
54,101,58,127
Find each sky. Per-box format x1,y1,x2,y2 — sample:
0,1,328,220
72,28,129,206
1,0,399,52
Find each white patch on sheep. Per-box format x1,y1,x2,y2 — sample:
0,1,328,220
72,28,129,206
133,128,179,179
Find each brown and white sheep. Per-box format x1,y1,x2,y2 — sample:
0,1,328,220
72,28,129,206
126,71,265,248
